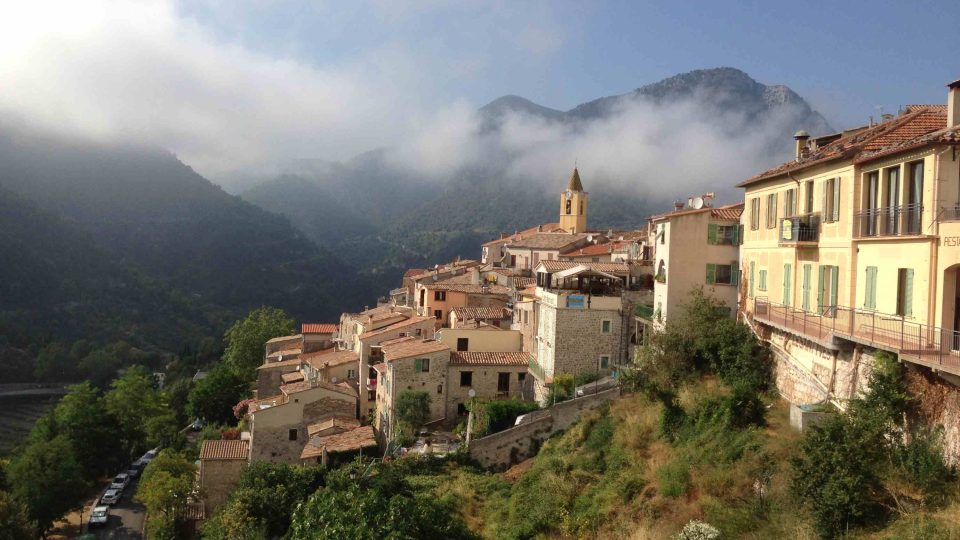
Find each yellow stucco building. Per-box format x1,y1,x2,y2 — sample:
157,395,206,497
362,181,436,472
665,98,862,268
740,81,960,415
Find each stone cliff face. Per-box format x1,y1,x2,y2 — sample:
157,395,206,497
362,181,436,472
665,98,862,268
905,367,960,465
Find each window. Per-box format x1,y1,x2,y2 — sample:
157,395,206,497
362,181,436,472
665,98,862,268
817,265,840,316
599,356,610,369
601,320,612,333
414,358,430,372
368,390,375,401
750,197,760,230
658,223,666,244
288,429,298,441
749,261,755,298
782,263,792,307
865,171,880,236
580,200,584,215
758,269,768,291
347,369,357,379
437,384,443,394
415,328,422,336
497,373,510,393
457,403,468,416
706,263,736,285
707,223,737,245
907,161,924,234
802,264,812,311
456,337,469,351
864,266,878,309
565,199,572,214
433,310,442,320
885,166,901,235
805,181,814,213
766,193,777,228
896,268,914,317
434,291,446,301
823,178,840,222
784,188,797,218
518,372,526,382
460,371,472,387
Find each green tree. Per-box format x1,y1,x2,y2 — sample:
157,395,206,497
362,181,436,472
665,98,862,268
223,307,294,379
0,491,36,540
7,435,88,535
187,364,249,425
136,451,196,540
203,462,325,539
289,460,475,540
77,348,123,389
33,342,73,381
164,377,194,427
104,366,170,458
51,382,124,479
394,390,431,437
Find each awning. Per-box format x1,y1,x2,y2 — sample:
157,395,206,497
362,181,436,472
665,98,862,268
553,264,621,281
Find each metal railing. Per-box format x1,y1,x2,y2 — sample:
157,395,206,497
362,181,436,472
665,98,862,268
939,204,960,222
779,213,820,244
752,297,960,375
855,203,922,237
635,304,656,319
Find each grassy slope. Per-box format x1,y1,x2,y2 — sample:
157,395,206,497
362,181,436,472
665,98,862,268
408,385,960,539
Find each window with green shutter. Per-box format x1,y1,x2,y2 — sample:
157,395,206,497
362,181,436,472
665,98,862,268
782,264,792,306
802,264,811,311
730,262,739,286
707,223,718,244
759,269,767,291
817,265,825,313
706,263,716,284
897,268,914,317
749,261,755,298
864,266,878,310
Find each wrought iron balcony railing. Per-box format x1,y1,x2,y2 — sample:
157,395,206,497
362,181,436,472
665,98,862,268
855,203,922,237
778,213,820,244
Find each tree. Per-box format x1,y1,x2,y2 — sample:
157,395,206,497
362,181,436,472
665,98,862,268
33,342,73,381
164,377,194,426
187,364,250,425
203,462,325,539
77,348,123,389
0,491,36,540
104,366,169,458
51,382,124,479
394,390,431,438
223,307,294,379
288,460,476,540
136,451,196,540
7,435,88,535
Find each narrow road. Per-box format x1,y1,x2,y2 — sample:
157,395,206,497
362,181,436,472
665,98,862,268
85,476,146,539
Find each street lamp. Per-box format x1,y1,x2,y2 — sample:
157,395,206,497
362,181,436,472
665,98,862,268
465,389,476,447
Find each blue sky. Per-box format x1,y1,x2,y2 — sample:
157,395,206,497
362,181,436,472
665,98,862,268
178,0,959,129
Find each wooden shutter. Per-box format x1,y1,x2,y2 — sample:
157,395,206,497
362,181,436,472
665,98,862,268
829,266,839,310
706,264,716,284
904,268,914,317
817,266,825,313
414,358,422,372
832,179,840,221
730,262,739,286
749,261,755,298
802,264,811,311
707,223,718,244
734,224,742,245
865,267,877,309
783,264,792,306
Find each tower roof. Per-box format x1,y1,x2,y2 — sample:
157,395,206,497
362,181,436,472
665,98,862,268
567,167,584,192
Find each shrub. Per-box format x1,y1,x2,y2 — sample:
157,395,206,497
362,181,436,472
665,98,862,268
395,391,431,435
676,520,721,540
656,457,690,498
890,427,953,505
471,399,539,436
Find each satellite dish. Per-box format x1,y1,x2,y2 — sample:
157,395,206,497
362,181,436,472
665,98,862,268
691,197,704,209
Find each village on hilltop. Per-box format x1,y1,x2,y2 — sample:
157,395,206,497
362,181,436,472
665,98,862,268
196,79,960,519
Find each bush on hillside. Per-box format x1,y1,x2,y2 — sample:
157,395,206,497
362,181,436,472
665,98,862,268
676,520,721,540
470,399,540,436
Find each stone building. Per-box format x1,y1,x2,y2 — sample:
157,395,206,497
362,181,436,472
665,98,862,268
445,351,531,420
449,306,513,329
199,439,249,514
248,380,357,463
374,339,450,441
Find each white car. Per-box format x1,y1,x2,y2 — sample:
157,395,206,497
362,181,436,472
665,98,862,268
100,489,121,505
141,448,159,463
109,473,130,491
88,505,109,527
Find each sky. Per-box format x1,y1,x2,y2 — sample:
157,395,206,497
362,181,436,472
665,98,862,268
0,0,957,188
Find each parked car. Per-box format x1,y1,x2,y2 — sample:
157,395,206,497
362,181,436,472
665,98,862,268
88,505,109,527
189,418,205,431
109,473,130,491
100,489,121,505
126,461,142,478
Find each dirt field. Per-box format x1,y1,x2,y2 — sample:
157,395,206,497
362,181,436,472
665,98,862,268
0,394,61,455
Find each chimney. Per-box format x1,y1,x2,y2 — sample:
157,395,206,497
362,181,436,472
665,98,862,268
794,131,810,162
500,232,507,239
948,79,960,127
537,224,543,232
674,201,684,211
470,267,480,285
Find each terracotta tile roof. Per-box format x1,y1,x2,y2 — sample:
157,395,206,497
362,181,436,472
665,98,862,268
507,232,589,250
513,277,536,288
560,241,623,257
199,439,249,460
300,425,377,459
481,223,565,246
536,260,630,274
257,358,303,370
360,316,435,340
740,106,948,187
423,282,511,295
266,334,302,344
450,351,531,366
303,350,358,369
281,371,305,383
650,202,743,221
451,307,512,321
383,339,449,362
266,347,302,359
302,323,337,334
379,336,417,347
281,379,358,398
404,268,427,278
372,362,387,374
407,260,481,281
307,416,361,437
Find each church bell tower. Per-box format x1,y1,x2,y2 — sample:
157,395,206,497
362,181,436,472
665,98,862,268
559,167,588,233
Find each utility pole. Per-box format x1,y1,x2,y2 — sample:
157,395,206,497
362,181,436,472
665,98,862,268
465,389,476,447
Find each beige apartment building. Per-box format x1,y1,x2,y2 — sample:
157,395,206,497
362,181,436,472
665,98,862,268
740,80,960,415
643,201,743,329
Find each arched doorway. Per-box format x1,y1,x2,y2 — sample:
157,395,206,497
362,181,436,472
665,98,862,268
942,264,960,351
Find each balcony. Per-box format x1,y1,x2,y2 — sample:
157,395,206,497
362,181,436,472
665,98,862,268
752,297,960,376
635,303,655,320
855,204,923,238
778,213,820,246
